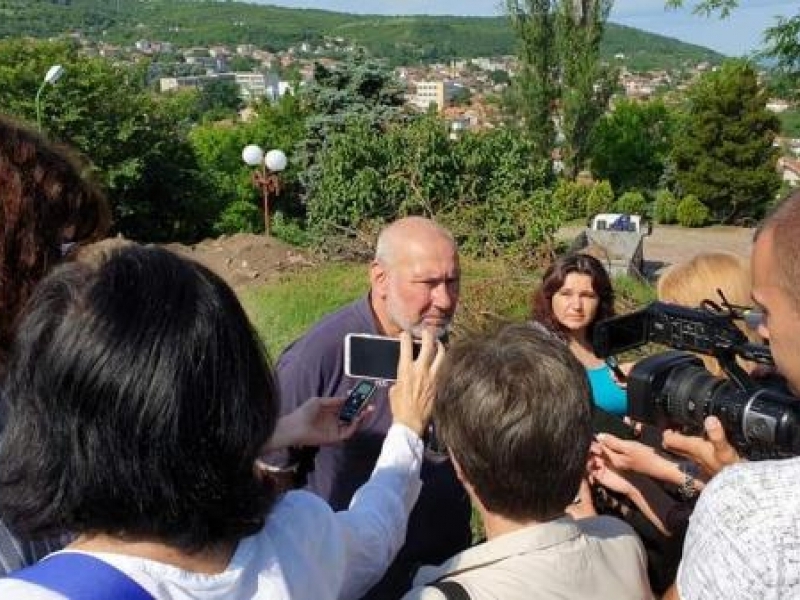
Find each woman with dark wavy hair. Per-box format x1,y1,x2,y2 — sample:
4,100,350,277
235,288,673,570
531,253,627,415
0,115,110,574
0,114,110,369
0,245,438,600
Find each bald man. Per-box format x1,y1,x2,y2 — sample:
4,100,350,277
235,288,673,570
274,217,471,599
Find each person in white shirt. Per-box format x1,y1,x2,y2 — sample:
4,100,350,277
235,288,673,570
665,190,800,600
0,244,443,600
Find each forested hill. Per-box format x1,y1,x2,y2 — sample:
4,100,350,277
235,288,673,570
1,0,723,69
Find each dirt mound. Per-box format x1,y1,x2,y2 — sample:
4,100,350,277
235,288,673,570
164,233,316,290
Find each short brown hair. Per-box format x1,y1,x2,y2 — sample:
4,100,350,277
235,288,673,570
758,190,800,311
434,323,593,521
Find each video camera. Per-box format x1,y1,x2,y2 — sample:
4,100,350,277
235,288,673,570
593,301,800,458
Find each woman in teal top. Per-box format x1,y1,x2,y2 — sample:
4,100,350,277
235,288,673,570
531,254,629,416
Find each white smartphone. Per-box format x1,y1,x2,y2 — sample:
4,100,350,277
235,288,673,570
343,333,421,381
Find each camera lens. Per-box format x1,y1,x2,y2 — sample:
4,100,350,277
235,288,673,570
662,363,725,429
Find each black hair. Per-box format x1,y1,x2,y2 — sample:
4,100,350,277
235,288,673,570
0,245,278,550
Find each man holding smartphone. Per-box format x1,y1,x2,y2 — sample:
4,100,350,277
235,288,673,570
271,216,471,600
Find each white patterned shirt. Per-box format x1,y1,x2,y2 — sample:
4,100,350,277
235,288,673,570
677,457,800,600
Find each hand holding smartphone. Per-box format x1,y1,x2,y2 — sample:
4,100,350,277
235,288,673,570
344,333,422,381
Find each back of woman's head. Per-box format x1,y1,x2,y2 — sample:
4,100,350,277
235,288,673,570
0,245,278,550
0,115,110,365
531,253,615,335
657,251,758,374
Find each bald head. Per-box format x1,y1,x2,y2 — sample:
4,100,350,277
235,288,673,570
370,217,460,337
757,190,800,310
375,217,456,268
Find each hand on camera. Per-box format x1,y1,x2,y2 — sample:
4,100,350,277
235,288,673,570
262,396,374,452
662,416,741,479
389,329,444,437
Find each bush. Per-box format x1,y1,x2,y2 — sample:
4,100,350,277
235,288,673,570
553,179,592,220
272,211,311,246
676,194,710,227
214,200,263,235
653,189,678,224
614,190,648,215
585,180,615,215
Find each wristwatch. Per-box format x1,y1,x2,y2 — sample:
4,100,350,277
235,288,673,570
677,463,700,500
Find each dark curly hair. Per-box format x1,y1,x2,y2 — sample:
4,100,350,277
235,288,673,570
0,115,110,368
0,245,278,551
530,253,616,337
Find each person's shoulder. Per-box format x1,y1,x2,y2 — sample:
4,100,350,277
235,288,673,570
278,297,371,359
700,457,800,511
264,490,336,542
0,578,66,600
578,514,638,538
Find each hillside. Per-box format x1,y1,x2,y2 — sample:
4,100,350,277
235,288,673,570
0,0,724,70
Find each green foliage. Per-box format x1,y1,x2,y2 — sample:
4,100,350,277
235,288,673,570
589,99,676,193
653,189,679,224
240,262,367,356
778,108,800,137
552,179,592,219
585,180,615,215
556,0,616,180
0,0,725,69
214,200,263,235
0,38,217,242
671,60,782,224
306,114,556,259
197,79,242,121
676,194,710,227
271,211,312,247
615,190,648,215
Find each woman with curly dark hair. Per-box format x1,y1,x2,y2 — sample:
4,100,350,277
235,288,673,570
0,114,110,369
531,253,628,415
0,115,110,573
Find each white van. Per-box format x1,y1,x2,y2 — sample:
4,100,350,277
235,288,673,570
588,213,652,235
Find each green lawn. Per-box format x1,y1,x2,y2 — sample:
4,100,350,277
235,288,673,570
240,258,655,358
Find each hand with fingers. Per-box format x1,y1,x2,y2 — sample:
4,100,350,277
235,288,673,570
389,329,445,437
262,395,375,452
662,416,741,479
597,433,693,487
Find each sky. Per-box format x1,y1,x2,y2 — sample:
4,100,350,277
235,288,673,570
251,0,798,57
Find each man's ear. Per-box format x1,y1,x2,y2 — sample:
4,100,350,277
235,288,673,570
370,260,389,299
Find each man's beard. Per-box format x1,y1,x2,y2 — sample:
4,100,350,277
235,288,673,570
386,295,451,340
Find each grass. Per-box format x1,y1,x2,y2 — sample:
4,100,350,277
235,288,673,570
240,257,656,358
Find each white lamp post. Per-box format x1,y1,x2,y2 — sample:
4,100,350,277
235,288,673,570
35,64,65,131
242,144,287,236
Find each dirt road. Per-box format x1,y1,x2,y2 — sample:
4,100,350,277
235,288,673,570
558,224,755,276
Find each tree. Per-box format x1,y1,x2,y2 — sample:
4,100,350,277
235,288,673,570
506,0,558,173
197,79,242,120
666,1,800,80
671,61,781,223
589,99,675,194
506,0,616,180
0,38,216,242
556,0,617,180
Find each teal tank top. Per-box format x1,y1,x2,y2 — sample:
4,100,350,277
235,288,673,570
586,364,628,416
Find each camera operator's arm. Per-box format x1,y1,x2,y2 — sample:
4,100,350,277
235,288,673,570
662,416,741,479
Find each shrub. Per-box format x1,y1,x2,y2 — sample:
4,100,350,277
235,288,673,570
653,189,678,224
553,179,591,220
675,194,710,227
614,190,647,215
585,180,615,215
214,200,263,235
